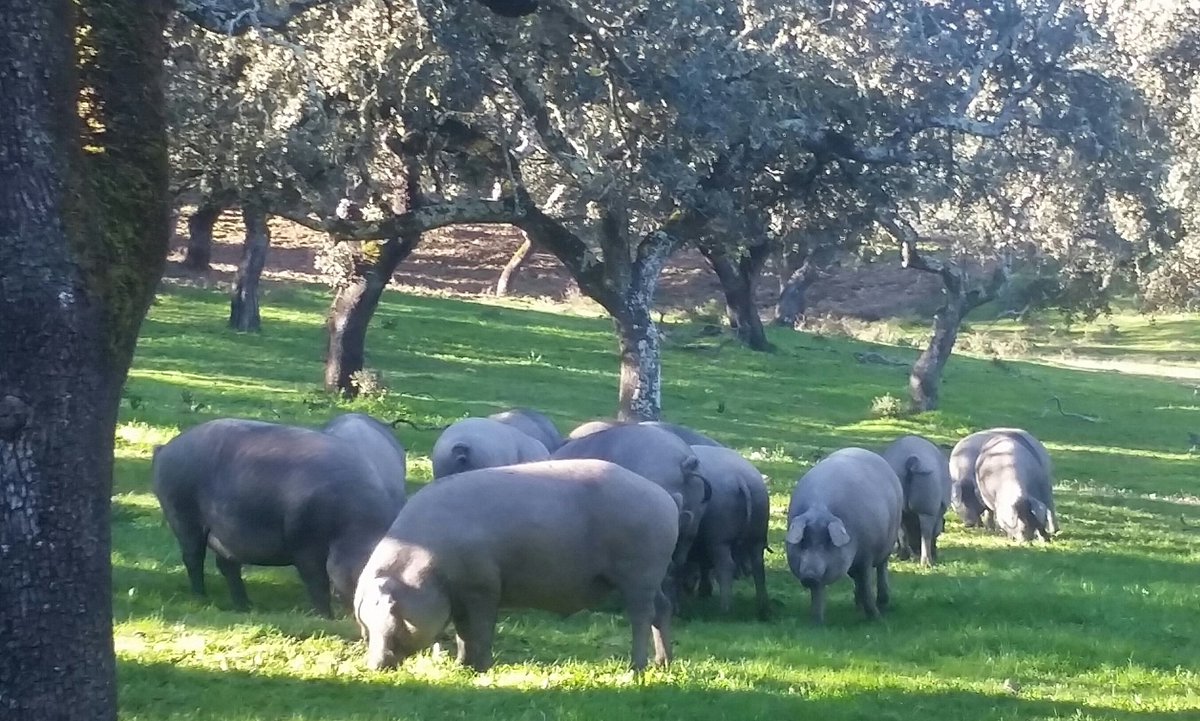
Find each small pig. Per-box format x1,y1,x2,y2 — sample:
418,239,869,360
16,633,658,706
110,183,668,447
880,434,951,566
430,417,550,478
785,447,903,624
353,459,678,672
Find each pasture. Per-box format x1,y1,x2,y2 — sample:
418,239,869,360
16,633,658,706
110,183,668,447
113,284,1199,720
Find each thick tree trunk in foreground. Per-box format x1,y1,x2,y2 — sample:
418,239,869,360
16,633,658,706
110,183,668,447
495,236,535,296
0,1,169,719
183,193,230,271
909,293,966,412
700,245,771,351
325,237,420,395
229,205,271,332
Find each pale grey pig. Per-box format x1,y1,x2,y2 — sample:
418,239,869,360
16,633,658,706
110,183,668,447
950,428,1050,527
880,434,950,566
552,423,711,569
322,413,408,509
975,434,1059,542
489,407,564,452
152,418,398,617
641,421,724,447
683,445,769,619
430,417,549,478
785,447,902,624
567,419,620,440
353,459,678,672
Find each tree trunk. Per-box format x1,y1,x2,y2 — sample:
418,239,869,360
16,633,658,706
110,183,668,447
325,237,420,395
229,205,271,332
909,292,967,412
699,246,771,351
183,194,228,271
495,236,535,296
614,300,663,422
774,262,818,327
1,2,169,720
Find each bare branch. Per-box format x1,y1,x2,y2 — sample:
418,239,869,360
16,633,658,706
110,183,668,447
177,0,332,36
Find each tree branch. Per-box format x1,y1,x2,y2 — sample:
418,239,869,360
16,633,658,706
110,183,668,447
177,0,332,36
274,197,525,240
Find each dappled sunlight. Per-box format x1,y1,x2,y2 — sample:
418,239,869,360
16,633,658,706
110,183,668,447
110,285,1200,718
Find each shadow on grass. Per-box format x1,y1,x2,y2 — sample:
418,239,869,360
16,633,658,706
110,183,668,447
118,659,1193,721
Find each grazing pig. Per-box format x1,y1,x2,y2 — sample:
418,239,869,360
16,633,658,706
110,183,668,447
641,421,725,448
430,417,550,478
489,407,564,452
552,423,711,568
785,447,902,624
152,418,398,617
567,419,620,440
880,435,951,566
353,459,678,672
322,413,408,509
949,428,1051,527
974,434,1059,542
683,446,769,620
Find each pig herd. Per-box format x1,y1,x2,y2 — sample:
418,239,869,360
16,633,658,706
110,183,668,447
150,410,1058,674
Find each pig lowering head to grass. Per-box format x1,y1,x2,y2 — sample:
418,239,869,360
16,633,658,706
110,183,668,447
785,447,903,624
353,459,679,673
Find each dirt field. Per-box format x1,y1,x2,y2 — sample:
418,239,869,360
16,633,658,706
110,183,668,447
165,208,943,319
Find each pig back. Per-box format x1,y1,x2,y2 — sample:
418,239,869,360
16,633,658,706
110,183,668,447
382,460,678,612
974,434,1053,510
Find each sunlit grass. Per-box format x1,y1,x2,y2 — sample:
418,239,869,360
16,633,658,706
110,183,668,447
114,284,1200,720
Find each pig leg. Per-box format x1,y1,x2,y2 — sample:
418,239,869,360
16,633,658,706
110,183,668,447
163,508,207,598
458,593,498,673
808,584,826,625
622,586,656,672
651,589,672,667
708,543,736,614
294,549,333,618
918,514,937,567
750,545,769,621
875,560,891,611
696,567,713,598
214,554,251,611
851,566,880,620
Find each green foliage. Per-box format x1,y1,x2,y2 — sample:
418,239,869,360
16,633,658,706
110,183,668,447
869,393,906,419
111,285,1200,719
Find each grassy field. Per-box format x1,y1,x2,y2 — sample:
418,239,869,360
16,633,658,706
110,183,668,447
113,283,1200,720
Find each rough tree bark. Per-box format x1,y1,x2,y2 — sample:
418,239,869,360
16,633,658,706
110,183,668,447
229,204,271,332
698,243,772,351
495,235,535,296
183,190,233,271
775,261,819,327
878,213,1008,412
324,237,420,394
0,1,170,719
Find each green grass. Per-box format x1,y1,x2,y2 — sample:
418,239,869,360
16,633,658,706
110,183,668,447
114,284,1200,720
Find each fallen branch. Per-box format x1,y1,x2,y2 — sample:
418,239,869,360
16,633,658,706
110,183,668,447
389,415,449,432
1042,396,1102,423
854,351,908,367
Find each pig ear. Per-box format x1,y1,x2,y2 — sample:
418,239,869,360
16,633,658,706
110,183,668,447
785,516,807,545
681,455,700,474
699,476,713,503
828,518,851,547
670,491,685,511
